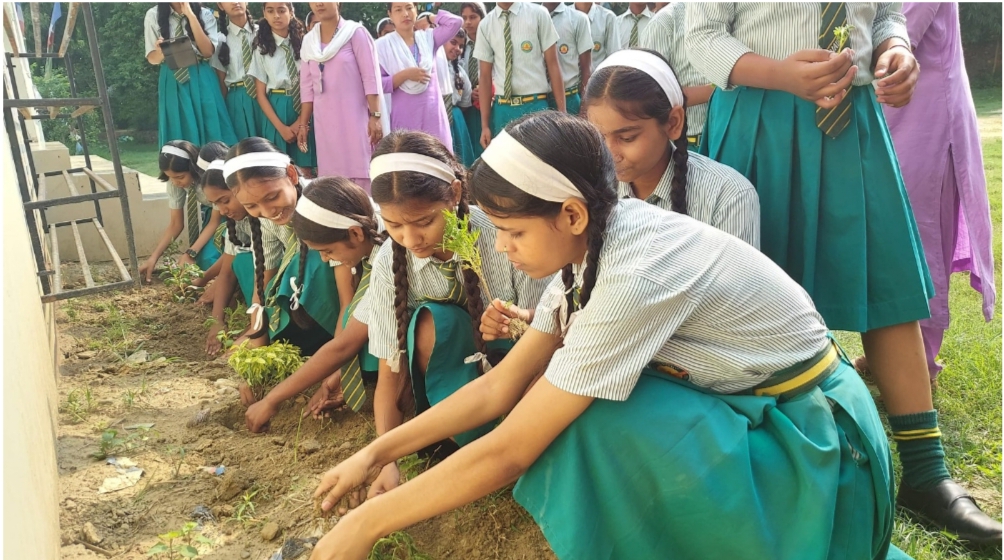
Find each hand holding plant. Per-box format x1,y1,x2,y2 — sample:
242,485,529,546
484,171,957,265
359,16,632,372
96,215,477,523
228,341,305,403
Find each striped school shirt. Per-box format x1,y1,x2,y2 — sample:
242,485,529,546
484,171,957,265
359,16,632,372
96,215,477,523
460,39,479,88
685,3,909,90
248,33,299,90
549,3,593,91
617,151,760,248
580,3,620,72
473,2,559,96
531,199,830,399
340,243,385,326
143,7,220,58
210,19,256,86
359,205,553,362
166,182,210,210
615,6,654,50
641,3,709,137
225,216,285,271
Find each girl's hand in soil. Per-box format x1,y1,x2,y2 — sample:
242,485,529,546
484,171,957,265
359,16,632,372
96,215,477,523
873,44,918,108
366,462,400,502
310,509,379,560
138,257,158,284
307,373,345,419
245,398,277,432
206,323,224,357
314,451,384,514
238,381,257,407
777,48,857,108
178,252,196,267
480,299,530,341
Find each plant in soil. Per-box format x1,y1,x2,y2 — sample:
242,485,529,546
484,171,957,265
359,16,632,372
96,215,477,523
62,388,95,423
438,210,529,340
233,487,261,526
228,341,304,401
146,521,213,559
160,259,204,303
204,303,249,351
369,531,432,560
92,427,152,460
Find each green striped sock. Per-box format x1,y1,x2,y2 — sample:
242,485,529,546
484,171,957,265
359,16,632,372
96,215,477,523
889,410,951,491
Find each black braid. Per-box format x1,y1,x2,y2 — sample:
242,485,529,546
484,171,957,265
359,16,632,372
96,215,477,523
392,242,411,358
157,3,208,46
217,11,231,67
248,216,268,339
561,264,575,323
668,94,689,215
225,217,248,249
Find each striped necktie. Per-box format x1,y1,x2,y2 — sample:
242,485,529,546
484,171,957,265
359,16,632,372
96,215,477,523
339,257,374,412
174,17,191,84
422,260,468,307
629,15,640,48
816,2,852,138
185,190,200,247
212,221,228,253
268,226,301,332
241,29,257,99
281,42,301,113
444,94,455,126
501,10,513,98
467,42,479,89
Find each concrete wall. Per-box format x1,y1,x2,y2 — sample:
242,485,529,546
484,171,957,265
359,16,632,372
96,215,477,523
3,126,62,560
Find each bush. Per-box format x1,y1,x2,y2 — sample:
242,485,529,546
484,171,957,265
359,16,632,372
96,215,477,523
31,68,105,150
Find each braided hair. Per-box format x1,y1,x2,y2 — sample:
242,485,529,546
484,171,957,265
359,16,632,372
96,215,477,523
216,4,256,68
370,131,488,362
582,48,689,214
449,29,468,94
157,3,208,45
254,2,305,57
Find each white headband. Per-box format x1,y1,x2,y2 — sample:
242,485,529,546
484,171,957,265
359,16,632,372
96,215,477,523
207,159,225,171
595,50,684,109
480,130,583,203
295,196,364,230
161,146,190,159
369,153,456,185
196,156,212,171
223,153,292,181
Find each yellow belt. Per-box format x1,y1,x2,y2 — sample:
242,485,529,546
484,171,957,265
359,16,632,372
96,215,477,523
564,86,579,96
495,93,548,106
269,88,290,95
687,134,701,146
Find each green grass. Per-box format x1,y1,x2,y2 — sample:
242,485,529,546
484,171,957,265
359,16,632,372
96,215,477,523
837,87,1002,559
93,141,161,177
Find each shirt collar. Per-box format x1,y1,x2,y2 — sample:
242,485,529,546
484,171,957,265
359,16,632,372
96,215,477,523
551,3,567,16
409,248,459,272
273,32,289,46
496,2,523,16
628,7,653,19
230,19,252,35
618,162,673,204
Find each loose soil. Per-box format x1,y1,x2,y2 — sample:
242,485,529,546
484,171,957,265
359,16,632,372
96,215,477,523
55,263,555,559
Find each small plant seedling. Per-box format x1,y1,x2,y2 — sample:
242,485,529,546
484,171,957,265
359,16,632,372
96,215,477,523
368,531,432,560
62,388,95,423
160,260,204,303
122,389,138,408
92,426,153,460
831,24,854,52
147,521,213,558
233,488,261,526
227,341,304,401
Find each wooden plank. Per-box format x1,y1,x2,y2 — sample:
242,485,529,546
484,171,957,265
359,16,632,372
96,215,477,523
81,168,116,192
61,169,79,196
3,7,19,55
69,221,94,288
91,219,129,282
29,3,41,57
37,172,47,202
49,225,62,294
69,105,96,118
57,3,80,58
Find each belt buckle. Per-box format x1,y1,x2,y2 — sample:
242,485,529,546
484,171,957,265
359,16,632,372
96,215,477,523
511,96,523,107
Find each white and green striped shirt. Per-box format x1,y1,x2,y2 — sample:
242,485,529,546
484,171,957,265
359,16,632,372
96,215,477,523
617,151,760,249
685,2,909,90
225,216,284,271
579,3,620,72
358,206,553,362
166,182,210,210
473,2,559,96
615,6,654,50
531,198,829,399
549,3,593,91
210,19,256,86
143,7,221,58
248,33,298,91
641,3,709,136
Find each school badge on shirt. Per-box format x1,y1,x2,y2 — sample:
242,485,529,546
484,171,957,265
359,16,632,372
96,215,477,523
559,44,569,54
520,41,533,52
593,41,601,52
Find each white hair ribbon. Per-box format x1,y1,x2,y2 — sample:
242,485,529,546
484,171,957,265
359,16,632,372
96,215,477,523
247,303,264,332
295,196,364,230
369,153,456,185
289,277,303,311
480,130,584,203
595,49,684,109
161,145,191,159
195,156,212,171
207,159,225,171
223,153,292,182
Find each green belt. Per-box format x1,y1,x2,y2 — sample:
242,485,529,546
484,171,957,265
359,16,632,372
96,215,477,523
495,93,548,106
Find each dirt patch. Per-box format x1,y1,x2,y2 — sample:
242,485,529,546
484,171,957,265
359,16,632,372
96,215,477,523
55,264,554,559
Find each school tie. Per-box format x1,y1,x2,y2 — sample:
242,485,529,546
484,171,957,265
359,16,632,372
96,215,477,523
501,9,514,98
212,221,228,253
185,190,200,247
423,260,468,308
467,43,479,89
629,15,640,48
241,29,257,99
281,42,301,114
339,257,373,412
268,227,302,332
816,2,852,138
174,17,191,84
444,94,455,126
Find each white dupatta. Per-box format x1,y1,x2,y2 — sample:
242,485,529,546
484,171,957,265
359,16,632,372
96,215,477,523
375,28,435,117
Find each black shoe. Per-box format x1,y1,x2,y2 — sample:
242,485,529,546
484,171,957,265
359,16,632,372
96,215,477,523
898,479,1003,546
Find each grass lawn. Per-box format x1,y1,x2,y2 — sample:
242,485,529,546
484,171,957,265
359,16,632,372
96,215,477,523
93,141,161,178
837,86,1002,558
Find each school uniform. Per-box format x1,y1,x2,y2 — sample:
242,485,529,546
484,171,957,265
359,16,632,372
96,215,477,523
641,2,710,147
579,3,620,72
210,18,259,139
445,55,477,166
473,2,559,135
688,3,933,333
459,38,485,160
248,34,317,169
144,7,237,147
223,216,283,306
358,206,551,446
615,6,653,49
546,3,593,116
516,198,896,560
165,182,221,270
617,151,760,248
334,242,385,411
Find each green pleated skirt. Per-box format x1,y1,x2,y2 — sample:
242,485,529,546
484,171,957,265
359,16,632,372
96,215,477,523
450,106,476,167
232,251,255,304
194,205,222,271
547,91,581,116
490,98,550,136
226,85,260,140
260,92,317,169
462,107,485,161
268,249,338,355
515,359,902,560
157,61,238,148
700,86,933,332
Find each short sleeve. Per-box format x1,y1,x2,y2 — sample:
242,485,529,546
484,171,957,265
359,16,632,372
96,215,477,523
640,13,672,56
575,15,593,54
712,185,761,250
529,274,565,336
144,8,161,57
165,182,187,210
357,244,398,361
473,18,495,63
352,289,371,326
685,3,752,90
201,7,221,51
605,11,622,55
248,51,268,85
539,9,559,50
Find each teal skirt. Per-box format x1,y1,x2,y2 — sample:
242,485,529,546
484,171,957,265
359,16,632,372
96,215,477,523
269,249,339,355
514,359,900,560
462,107,485,161
450,106,476,167
547,91,581,116
194,205,222,271
490,98,550,137
232,251,255,304
260,92,317,169
226,85,260,140
406,302,512,447
157,61,237,148
700,86,933,332
342,291,378,375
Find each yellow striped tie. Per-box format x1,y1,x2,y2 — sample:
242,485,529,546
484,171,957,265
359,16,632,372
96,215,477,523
282,42,301,114
501,10,513,98
422,260,468,307
212,222,227,253
185,191,200,247
816,2,852,138
241,30,257,99
339,257,374,412
467,43,479,89
174,17,191,84
444,94,455,126
268,227,301,332
629,15,640,48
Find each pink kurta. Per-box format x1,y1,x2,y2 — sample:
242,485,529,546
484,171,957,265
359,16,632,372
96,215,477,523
883,3,996,342
301,21,382,189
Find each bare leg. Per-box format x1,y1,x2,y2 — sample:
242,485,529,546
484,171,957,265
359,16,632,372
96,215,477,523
860,321,931,415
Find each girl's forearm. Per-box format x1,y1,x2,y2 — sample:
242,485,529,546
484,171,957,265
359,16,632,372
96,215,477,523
728,53,783,91
262,320,368,406
189,14,215,57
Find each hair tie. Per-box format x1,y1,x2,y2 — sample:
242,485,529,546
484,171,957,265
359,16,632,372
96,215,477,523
288,277,303,310
223,152,292,182
161,145,191,159
480,130,584,203
370,153,456,184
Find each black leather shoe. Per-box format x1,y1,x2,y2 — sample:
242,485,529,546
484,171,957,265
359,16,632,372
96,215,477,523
898,480,1003,546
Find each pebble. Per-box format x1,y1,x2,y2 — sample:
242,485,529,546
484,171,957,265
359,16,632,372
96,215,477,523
271,437,286,447
299,439,321,455
125,350,149,364
260,521,280,541
77,351,96,360
214,378,238,389
81,522,102,544
64,499,77,510
241,552,250,559
338,442,351,451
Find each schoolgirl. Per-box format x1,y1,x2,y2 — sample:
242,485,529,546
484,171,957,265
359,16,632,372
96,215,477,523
473,2,564,146
307,111,902,560
686,4,999,541
458,2,486,161
582,49,759,247
248,2,317,174
615,2,652,49
300,2,388,193
442,29,476,166
225,138,341,356
376,4,462,150
245,178,386,432
138,141,223,283
143,2,237,147
375,17,394,38
573,2,620,72
640,2,714,149
543,2,592,116
211,2,259,140
304,10,317,33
